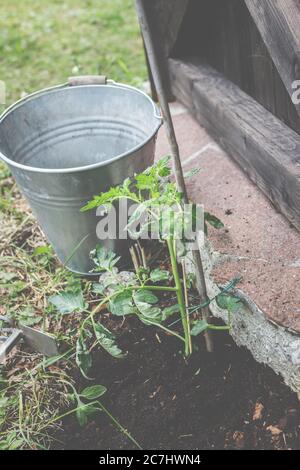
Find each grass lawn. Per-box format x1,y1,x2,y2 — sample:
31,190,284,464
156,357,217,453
0,0,147,107
0,1,147,450
0,0,147,319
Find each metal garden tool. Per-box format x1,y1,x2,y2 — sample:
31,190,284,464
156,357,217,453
0,315,59,363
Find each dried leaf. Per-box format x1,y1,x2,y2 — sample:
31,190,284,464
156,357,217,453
266,425,282,436
253,402,264,421
232,431,245,449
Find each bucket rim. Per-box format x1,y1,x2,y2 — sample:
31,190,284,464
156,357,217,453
0,81,163,174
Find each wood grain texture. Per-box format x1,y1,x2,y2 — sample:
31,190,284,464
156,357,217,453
172,0,300,134
137,0,189,100
151,0,189,56
138,1,171,99
245,0,300,118
169,58,300,231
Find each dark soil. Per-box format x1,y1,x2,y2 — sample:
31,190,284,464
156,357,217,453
58,316,300,450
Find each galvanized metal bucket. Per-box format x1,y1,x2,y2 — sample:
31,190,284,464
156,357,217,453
0,76,162,275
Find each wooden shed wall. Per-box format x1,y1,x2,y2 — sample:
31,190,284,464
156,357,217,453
172,0,300,135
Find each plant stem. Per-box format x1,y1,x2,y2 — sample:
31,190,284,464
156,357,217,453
40,398,141,450
182,260,192,354
130,245,140,273
136,0,213,353
139,315,185,342
98,401,142,450
167,238,191,356
81,282,178,337
208,325,230,331
135,285,177,292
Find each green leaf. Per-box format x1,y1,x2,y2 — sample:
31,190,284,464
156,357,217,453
133,289,159,304
18,307,42,326
99,271,122,292
204,212,224,230
191,320,209,336
135,173,155,191
127,203,148,227
0,431,25,450
138,304,161,319
42,350,72,368
76,335,92,378
32,245,53,257
109,290,135,316
0,164,10,180
184,168,200,178
81,179,136,212
0,397,9,408
219,276,242,294
91,283,106,295
149,268,170,283
94,323,124,358
2,280,27,298
76,402,99,427
49,290,87,314
136,266,149,282
80,385,107,400
186,272,196,289
8,438,25,450
155,156,171,177
216,294,241,313
133,290,161,319
21,317,41,326
90,245,120,272
0,272,18,282
162,304,180,320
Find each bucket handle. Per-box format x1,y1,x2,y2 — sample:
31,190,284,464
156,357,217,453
68,76,162,121
106,79,163,122
68,75,107,86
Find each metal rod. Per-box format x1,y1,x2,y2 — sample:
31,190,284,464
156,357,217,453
135,0,214,352
0,330,22,363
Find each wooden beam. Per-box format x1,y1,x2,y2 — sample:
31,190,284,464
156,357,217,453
138,0,189,100
151,0,189,56
244,0,300,118
169,58,300,231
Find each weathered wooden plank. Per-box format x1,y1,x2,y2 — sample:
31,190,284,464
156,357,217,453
245,0,300,118
169,58,300,231
138,1,171,99
137,0,189,100
172,0,300,134
151,0,189,56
